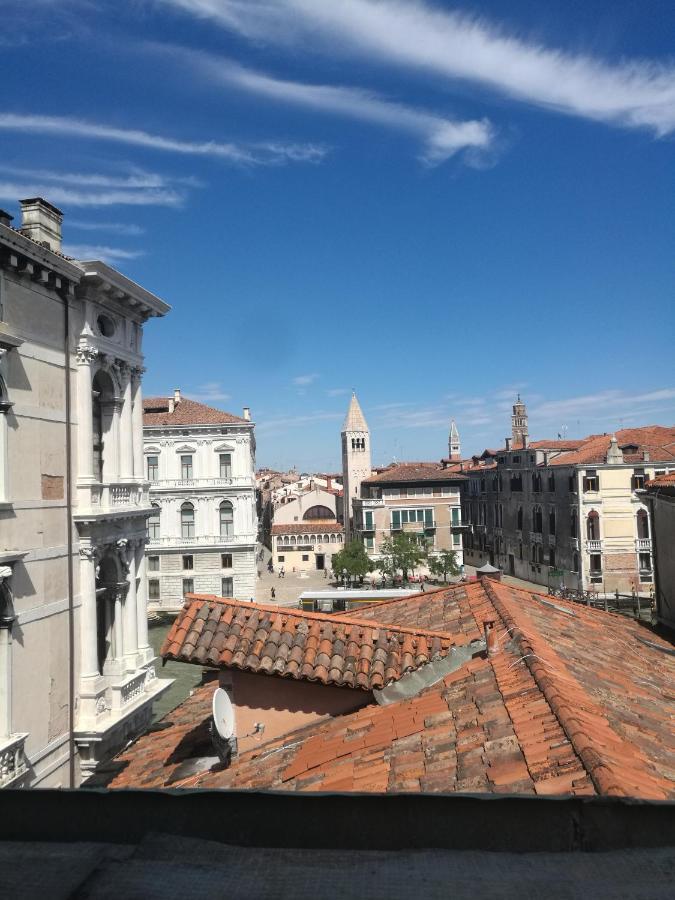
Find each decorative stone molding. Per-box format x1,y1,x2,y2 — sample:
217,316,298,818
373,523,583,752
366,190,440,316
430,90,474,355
76,344,99,365
78,546,97,562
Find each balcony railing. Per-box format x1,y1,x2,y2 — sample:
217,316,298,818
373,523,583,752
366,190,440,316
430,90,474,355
149,476,253,490
78,481,149,514
355,498,385,508
0,733,28,788
586,539,602,552
635,538,652,551
147,533,257,548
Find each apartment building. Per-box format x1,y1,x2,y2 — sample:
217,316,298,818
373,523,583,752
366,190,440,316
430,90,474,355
143,393,257,608
462,399,675,593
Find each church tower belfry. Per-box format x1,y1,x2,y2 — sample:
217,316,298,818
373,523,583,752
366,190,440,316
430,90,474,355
341,391,372,541
511,395,529,450
448,419,461,461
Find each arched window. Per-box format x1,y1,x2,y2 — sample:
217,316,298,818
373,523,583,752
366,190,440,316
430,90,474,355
548,509,556,535
147,503,161,541
636,509,650,539
330,534,336,543
0,375,10,503
537,545,544,564
92,369,116,483
323,534,329,543
219,501,234,539
309,534,316,543
303,505,336,521
290,535,296,544
572,552,579,573
533,506,543,533
586,510,600,540
181,502,195,539
517,506,523,530
570,509,578,537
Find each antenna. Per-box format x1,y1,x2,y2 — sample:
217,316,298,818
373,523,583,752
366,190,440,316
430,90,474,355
211,687,235,764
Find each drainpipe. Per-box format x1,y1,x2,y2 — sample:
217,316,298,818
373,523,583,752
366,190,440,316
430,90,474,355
61,281,76,788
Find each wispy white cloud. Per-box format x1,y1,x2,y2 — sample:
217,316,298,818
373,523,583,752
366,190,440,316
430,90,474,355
68,220,145,236
177,48,494,165
532,388,675,423
164,0,675,135
326,387,350,397
63,243,144,262
0,179,183,208
0,112,327,166
188,381,232,403
293,373,320,387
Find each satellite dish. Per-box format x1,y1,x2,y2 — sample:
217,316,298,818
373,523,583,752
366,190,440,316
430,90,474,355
212,688,235,740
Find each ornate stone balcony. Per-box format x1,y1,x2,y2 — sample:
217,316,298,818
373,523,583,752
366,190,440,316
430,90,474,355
76,481,150,517
635,538,652,551
586,540,602,552
147,533,257,549
0,733,29,789
149,476,254,491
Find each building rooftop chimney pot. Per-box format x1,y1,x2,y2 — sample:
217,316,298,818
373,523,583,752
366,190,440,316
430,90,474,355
243,406,251,422
19,197,63,252
174,389,181,405
0,209,14,228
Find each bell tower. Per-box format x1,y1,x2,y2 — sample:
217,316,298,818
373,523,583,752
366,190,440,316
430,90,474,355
341,392,371,541
511,395,529,450
448,419,461,461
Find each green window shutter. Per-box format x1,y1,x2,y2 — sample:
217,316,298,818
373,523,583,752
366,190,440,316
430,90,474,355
392,509,401,529
424,508,433,527
365,510,373,529
451,507,460,526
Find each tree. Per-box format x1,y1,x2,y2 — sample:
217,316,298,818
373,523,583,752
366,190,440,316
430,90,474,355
331,540,375,582
377,533,428,582
428,549,460,583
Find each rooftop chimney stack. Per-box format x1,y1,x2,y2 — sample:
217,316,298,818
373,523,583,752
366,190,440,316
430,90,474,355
0,209,13,228
174,389,181,405
484,620,499,658
19,198,63,252
243,407,251,422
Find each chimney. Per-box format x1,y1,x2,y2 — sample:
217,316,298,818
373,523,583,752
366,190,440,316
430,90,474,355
0,209,13,228
643,450,650,462
243,407,251,422
326,475,332,491
484,620,499,658
167,397,175,414
505,437,512,451
19,198,63,252
174,388,181,405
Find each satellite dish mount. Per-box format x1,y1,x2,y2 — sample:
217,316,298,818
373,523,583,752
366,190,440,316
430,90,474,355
211,687,236,766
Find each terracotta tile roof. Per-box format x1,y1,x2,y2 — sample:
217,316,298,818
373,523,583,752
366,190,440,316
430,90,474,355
548,426,675,466
161,596,459,691
528,440,584,451
364,463,468,485
143,397,249,426
271,522,343,535
646,472,675,488
111,581,675,799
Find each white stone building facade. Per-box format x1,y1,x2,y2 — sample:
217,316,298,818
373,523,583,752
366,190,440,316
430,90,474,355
143,394,257,609
0,198,171,787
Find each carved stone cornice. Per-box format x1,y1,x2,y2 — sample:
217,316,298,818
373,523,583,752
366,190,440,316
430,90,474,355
76,343,99,366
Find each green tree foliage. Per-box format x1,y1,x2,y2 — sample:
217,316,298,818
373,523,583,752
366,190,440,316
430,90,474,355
428,549,460,583
377,533,428,581
331,540,375,580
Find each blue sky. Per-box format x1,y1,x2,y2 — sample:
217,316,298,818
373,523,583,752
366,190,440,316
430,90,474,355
2,1,674,471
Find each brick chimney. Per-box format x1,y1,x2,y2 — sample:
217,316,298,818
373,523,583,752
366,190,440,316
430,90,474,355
19,198,63,252
484,620,499,657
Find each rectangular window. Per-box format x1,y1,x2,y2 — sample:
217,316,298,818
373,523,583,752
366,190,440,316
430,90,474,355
182,578,194,596
392,509,401,529
583,471,599,492
364,510,374,530
302,554,309,562
278,555,285,563
180,454,193,480
589,553,602,574
221,576,234,596
451,507,460,526
639,552,652,572
364,535,374,550
632,469,646,491
146,455,159,481
452,532,460,547
424,508,434,528
219,453,232,479
148,579,160,600
221,553,233,568
148,555,160,572
182,555,193,570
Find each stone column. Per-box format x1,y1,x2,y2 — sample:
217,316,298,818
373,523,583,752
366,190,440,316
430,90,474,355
135,538,150,654
131,368,144,481
119,540,138,670
119,365,134,482
0,567,15,739
79,545,100,678
101,399,121,484
76,345,98,482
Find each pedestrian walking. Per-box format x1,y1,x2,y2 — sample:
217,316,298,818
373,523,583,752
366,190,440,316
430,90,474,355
271,587,276,600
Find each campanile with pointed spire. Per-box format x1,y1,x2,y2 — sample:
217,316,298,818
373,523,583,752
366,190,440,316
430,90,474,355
341,391,372,541
448,419,461,461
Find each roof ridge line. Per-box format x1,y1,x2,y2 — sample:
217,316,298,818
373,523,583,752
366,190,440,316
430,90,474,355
182,594,461,642
482,580,668,799
347,582,477,616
